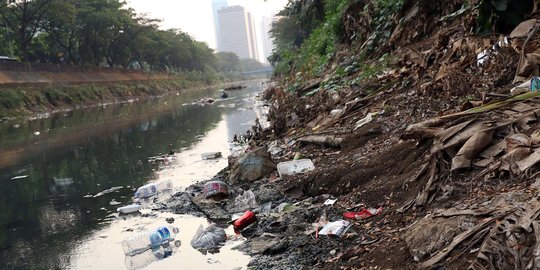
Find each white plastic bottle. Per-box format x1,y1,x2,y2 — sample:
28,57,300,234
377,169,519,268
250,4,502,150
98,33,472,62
122,226,179,256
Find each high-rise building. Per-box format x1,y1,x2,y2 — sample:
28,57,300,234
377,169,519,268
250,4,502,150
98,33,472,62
246,12,260,62
217,5,259,60
212,0,228,51
260,15,276,63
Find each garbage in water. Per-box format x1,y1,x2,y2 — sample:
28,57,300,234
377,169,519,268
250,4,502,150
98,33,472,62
93,186,123,198
318,220,352,237
155,179,173,191
201,152,222,160
203,180,229,199
233,210,257,232
134,179,172,199
10,175,28,180
343,207,383,220
148,155,175,164
277,159,315,177
134,183,157,199
190,224,227,251
117,204,141,214
109,199,121,206
122,225,179,256
124,240,181,270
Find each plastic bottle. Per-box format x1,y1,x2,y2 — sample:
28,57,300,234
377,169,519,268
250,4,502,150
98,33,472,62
155,179,173,191
124,240,181,270
134,179,173,199
122,225,179,256
233,210,256,232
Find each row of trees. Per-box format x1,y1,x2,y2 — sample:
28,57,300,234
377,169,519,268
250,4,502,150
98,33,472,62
0,0,262,75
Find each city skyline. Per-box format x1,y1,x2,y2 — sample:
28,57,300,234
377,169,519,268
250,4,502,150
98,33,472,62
126,0,287,55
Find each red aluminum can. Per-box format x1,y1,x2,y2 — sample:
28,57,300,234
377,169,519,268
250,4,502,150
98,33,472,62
233,210,257,231
203,181,228,198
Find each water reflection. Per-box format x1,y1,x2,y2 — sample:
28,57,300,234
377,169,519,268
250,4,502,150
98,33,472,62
0,82,266,269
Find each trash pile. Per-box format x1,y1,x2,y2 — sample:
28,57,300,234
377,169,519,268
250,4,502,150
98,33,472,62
230,2,540,269
114,2,540,269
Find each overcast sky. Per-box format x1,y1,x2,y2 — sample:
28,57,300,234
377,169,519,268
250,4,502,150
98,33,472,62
126,0,288,50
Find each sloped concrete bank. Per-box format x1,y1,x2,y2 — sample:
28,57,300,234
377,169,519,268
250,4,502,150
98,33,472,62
0,62,167,87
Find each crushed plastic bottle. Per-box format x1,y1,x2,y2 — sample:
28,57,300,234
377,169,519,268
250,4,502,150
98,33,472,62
122,225,179,256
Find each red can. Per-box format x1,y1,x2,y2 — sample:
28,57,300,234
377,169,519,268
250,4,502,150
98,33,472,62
233,210,257,231
203,181,228,198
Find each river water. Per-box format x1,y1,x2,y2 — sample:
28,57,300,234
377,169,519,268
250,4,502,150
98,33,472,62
0,81,268,269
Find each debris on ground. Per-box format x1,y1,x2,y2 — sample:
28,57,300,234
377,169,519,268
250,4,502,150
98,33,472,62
229,147,276,184
201,152,222,160
276,159,315,177
158,1,540,269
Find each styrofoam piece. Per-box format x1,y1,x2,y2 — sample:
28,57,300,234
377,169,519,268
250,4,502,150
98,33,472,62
277,159,315,177
201,152,222,160
117,204,141,214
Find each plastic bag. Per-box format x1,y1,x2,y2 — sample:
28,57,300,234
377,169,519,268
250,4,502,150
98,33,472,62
233,190,258,211
318,220,351,237
190,224,227,250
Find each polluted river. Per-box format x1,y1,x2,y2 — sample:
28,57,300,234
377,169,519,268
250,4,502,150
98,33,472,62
0,81,268,269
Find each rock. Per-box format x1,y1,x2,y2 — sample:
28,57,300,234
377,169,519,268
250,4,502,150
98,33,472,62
166,217,175,224
229,147,276,184
403,215,468,261
249,234,282,254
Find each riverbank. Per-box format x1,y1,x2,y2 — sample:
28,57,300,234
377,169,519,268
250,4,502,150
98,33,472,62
0,77,258,119
160,6,540,270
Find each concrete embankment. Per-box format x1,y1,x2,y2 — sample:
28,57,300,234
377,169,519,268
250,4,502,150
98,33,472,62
0,62,166,87
0,62,204,118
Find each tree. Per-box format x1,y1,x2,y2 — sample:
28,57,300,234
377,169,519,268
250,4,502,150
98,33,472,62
214,52,241,73
40,0,77,63
0,0,53,61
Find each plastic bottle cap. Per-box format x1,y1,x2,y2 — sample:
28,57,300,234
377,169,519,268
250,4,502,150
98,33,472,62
172,227,179,234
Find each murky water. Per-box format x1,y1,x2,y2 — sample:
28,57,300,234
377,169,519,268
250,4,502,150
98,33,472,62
0,81,268,269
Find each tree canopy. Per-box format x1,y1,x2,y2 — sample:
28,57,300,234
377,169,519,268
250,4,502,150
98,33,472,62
0,0,247,77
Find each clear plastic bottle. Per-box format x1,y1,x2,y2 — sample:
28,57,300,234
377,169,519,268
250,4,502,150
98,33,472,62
122,226,179,256
124,240,181,270
155,179,173,192
134,179,173,199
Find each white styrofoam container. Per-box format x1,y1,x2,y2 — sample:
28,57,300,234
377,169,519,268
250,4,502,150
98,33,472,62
201,152,222,160
277,159,315,177
117,204,141,214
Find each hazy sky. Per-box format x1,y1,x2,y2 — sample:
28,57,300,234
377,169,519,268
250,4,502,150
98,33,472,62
126,0,288,50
